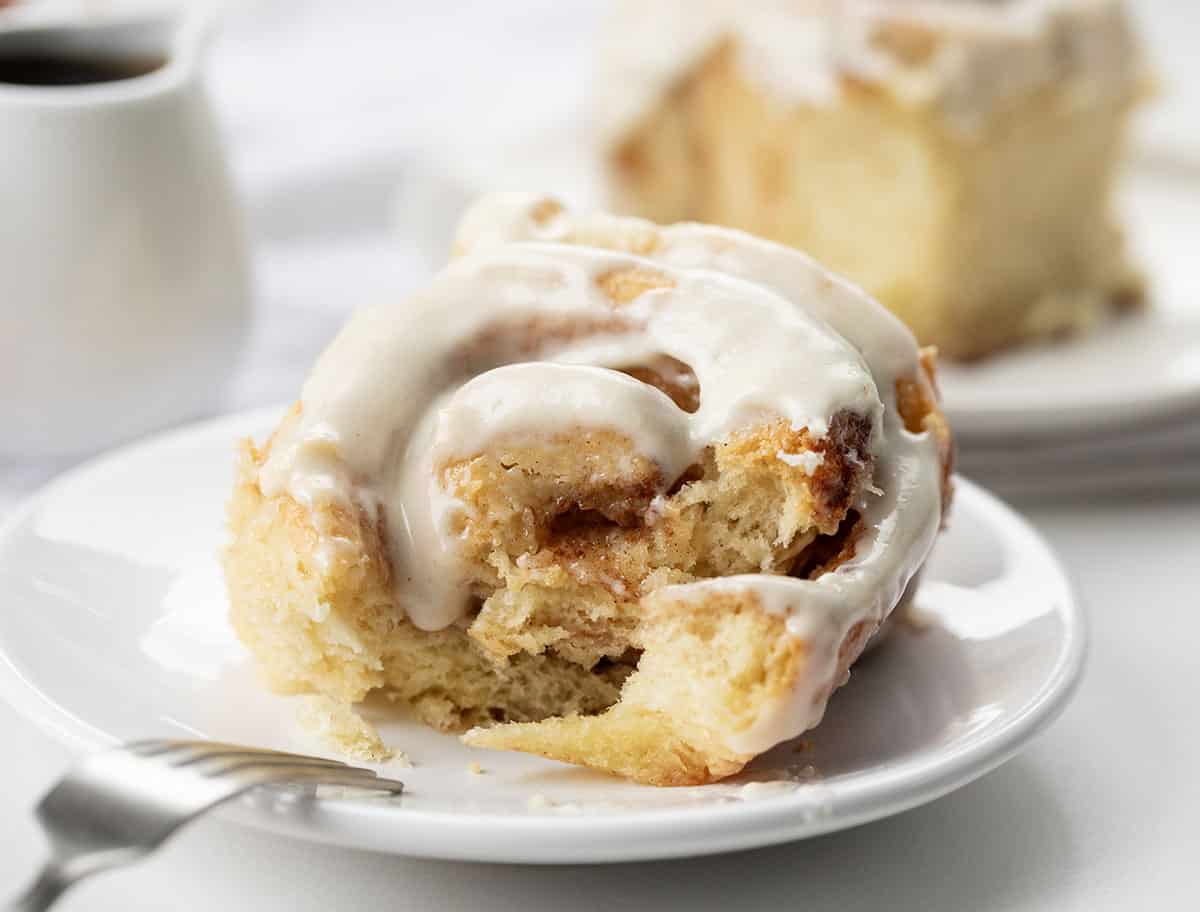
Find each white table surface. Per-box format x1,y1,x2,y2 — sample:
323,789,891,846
2,2,1199,909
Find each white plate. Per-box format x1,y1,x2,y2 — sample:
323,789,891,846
955,413,1200,499
940,158,1200,439
0,409,1084,863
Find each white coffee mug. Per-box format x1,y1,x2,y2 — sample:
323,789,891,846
0,12,250,457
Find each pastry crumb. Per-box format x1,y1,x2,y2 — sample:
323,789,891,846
526,793,582,814
467,761,486,775
738,781,799,800
297,695,399,764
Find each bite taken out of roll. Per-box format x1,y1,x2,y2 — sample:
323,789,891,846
223,193,954,786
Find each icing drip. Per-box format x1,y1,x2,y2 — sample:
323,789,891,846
597,0,1145,143
260,193,944,756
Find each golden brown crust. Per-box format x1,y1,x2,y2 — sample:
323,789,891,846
897,348,955,520
224,429,394,703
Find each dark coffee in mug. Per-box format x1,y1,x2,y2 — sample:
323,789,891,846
0,53,165,86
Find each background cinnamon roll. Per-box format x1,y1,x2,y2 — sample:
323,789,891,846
223,194,953,786
601,0,1150,360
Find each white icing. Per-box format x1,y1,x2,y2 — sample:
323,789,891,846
261,193,944,758
597,0,1144,143
777,449,825,474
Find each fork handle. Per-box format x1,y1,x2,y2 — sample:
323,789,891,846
6,863,70,912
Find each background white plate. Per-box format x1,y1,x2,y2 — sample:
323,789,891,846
939,159,1200,439
0,410,1084,863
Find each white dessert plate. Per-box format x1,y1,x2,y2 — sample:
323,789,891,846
0,409,1084,863
940,157,1200,439
955,410,1200,499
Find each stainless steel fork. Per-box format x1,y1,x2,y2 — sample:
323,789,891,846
4,740,404,912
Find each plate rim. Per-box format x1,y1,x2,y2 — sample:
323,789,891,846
942,356,1200,439
0,410,1087,863
939,307,1200,439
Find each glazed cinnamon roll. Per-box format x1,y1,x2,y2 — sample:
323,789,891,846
224,194,953,785
600,0,1149,360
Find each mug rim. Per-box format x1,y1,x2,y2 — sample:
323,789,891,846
0,13,207,106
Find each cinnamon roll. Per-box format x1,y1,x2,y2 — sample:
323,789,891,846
601,0,1150,360
223,194,953,785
